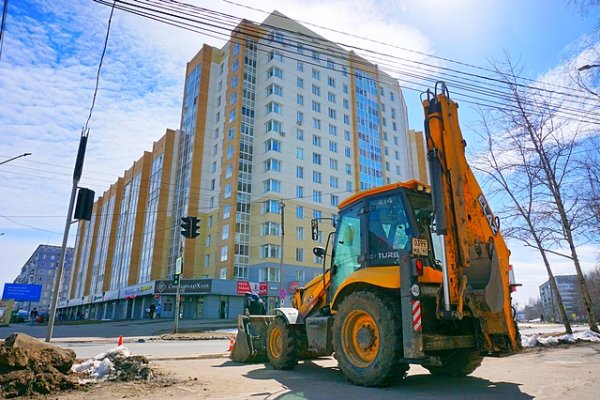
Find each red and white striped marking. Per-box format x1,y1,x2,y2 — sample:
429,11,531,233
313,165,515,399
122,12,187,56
411,300,422,332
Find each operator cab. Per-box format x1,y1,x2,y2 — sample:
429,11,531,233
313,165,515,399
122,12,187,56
314,181,440,297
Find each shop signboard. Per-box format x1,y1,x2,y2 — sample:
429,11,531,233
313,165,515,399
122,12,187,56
236,281,251,294
154,279,212,295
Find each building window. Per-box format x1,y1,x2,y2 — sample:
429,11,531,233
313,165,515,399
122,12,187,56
313,152,322,165
222,224,230,240
224,183,232,198
261,221,281,236
313,190,322,203
223,204,231,219
263,179,281,193
312,171,322,184
296,166,304,179
265,138,282,152
297,94,304,106
267,66,283,79
346,164,352,174
312,118,321,130
225,164,232,178
220,245,229,261
328,92,336,103
326,59,335,70
267,83,283,97
296,185,304,198
259,266,280,281
297,147,304,159
330,176,339,188
330,158,338,170
312,134,322,147
266,101,282,115
312,50,320,62
297,77,304,89
330,194,339,206
296,226,304,240
312,68,320,80
328,124,337,136
296,248,304,262
297,111,304,123
268,49,284,62
296,205,304,219
264,158,282,172
327,76,336,87
329,141,338,153
296,129,304,141
312,84,321,96
311,100,321,113
263,199,281,214
345,146,351,157
328,108,336,119
297,61,304,71
260,244,281,259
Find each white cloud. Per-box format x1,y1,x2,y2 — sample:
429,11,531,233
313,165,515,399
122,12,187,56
0,0,598,307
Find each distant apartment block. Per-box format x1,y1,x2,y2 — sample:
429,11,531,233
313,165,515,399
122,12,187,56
540,275,585,322
12,244,74,314
62,11,426,321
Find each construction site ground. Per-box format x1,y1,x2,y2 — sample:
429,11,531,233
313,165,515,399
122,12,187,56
46,341,600,400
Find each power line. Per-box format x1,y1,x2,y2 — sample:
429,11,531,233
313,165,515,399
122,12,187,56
89,0,600,125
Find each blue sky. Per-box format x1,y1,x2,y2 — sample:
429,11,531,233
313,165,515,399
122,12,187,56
0,0,598,307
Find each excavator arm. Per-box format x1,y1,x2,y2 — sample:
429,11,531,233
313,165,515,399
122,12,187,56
423,82,521,353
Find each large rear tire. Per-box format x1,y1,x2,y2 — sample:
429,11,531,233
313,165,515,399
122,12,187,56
333,291,409,386
267,317,299,370
425,350,483,377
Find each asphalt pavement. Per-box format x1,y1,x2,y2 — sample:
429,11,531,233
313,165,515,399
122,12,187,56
0,317,237,342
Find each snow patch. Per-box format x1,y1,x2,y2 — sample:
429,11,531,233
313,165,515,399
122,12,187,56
72,345,131,382
521,330,600,348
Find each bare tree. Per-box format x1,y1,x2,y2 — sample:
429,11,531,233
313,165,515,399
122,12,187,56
584,265,600,319
474,112,573,333
480,57,599,333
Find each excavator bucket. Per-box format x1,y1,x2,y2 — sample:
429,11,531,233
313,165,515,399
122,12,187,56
230,314,275,363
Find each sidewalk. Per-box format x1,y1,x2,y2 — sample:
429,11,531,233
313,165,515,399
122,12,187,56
0,317,237,342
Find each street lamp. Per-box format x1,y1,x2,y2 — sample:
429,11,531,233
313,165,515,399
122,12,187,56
0,153,31,165
578,64,600,71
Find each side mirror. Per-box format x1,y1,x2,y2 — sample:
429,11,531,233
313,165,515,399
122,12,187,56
313,246,326,258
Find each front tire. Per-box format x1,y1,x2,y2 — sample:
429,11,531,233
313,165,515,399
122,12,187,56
333,291,409,386
267,317,299,370
425,350,483,377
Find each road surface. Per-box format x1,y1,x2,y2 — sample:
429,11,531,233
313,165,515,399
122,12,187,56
55,342,600,399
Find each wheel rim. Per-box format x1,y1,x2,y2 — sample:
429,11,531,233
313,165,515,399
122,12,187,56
341,309,379,367
269,326,283,359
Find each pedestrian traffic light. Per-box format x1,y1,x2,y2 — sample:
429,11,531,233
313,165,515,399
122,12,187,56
173,273,180,285
180,216,200,238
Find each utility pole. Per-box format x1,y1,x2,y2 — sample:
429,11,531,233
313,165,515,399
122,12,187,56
174,241,183,334
279,201,285,306
46,130,88,342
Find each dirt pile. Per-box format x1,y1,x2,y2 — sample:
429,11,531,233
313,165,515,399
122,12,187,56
0,332,78,398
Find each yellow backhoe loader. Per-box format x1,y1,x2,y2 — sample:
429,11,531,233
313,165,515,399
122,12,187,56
231,82,521,386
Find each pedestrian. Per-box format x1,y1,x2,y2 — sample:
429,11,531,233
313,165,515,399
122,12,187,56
30,308,38,326
155,304,161,319
148,303,156,320
540,313,545,323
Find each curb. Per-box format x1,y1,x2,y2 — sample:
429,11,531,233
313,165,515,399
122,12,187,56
147,352,230,361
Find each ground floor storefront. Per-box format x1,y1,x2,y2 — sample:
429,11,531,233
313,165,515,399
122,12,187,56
57,278,285,321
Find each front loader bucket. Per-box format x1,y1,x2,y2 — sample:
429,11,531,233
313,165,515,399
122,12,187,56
230,314,275,363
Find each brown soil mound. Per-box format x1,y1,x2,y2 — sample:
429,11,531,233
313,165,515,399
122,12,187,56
0,333,78,398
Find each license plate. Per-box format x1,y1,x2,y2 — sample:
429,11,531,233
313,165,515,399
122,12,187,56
411,238,429,257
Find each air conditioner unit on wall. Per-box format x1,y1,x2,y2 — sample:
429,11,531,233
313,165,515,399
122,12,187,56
280,131,286,137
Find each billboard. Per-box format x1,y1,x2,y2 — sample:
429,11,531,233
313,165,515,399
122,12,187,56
2,283,43,302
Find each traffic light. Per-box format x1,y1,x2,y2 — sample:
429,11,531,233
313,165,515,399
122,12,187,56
311,219,319,241
173,273,180,285
189,216,200,238
180,216,200,238
181,216,191,238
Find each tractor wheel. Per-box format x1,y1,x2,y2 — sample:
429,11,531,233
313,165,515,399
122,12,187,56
267,317,299,370
425,350,483,377
333,291,409,386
